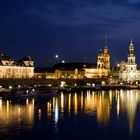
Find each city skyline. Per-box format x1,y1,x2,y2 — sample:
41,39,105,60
1,0,140,66
0,37,138,67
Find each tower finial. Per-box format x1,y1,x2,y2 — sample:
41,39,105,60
104,35,108,46
129,37,134,54
130,37,133,44
130,37,133,45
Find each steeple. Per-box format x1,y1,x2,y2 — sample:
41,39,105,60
127,38,136,65
131,37,133,44
104,35,108,54
104,35,108,46
129,38,134,54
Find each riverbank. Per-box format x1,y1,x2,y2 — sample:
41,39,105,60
57,85,140,93
0,78,139,95
0,78,108,88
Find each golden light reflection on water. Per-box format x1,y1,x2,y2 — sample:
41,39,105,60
49,90,140,134
0,98,2,111
74,93,77,114
119,90,139,134
97,92,110,126
117,94,120,117
81,92,83,109
61,92,64,113
0,98,34,129
68,94,71,114
0,90,139,136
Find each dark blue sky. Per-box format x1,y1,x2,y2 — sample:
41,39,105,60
1,0,140,66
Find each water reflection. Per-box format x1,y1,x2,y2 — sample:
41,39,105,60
50,90,140,135
0,98,34,136
54,98,58,124
0,90,140,139
119,90,139,134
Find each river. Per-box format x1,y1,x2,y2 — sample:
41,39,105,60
0,90,140,140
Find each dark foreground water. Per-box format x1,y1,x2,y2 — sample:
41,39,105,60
0,90,140,140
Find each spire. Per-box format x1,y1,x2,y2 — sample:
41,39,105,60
130,37,133,45
127,38,136,65
131,37,133,43
104,35,109,54
129,38,134,47
129,38,134,54
104,35,108,46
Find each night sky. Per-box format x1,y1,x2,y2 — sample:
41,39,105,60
1,0,140,67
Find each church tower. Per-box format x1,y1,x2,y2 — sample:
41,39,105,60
97,49,104,69
119,38,138,82
127,39,136,65
103,36,110,71
126,39,137,73
97,36,110,71
96,36,110,77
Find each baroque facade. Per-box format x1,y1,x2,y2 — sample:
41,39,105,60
0,53,34,78
119,39,140,82
49,63,85,79
84,38,110,78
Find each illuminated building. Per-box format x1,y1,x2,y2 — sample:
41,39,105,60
35,37,111,79
84,37,110,78
35,63,86,79
44,38,110,79
119,39,139,82
84,64,98,78
34,67,50,79
97,38,110,71
48,63,85,79
0,54,34,78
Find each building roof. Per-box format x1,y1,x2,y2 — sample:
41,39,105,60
52,62,97,71
17,56,34,66
34,67,54,73
0,53,13,61
18,56,33,61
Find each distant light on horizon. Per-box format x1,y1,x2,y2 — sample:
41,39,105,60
55,55,59,58
62,60,65,63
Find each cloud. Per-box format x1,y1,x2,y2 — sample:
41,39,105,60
2,0,140,37
128,0,140,4
29,1,140,30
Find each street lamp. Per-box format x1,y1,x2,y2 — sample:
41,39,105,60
117,64,120,67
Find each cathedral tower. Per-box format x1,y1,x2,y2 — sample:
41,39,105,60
128,39,136,65
97,49,104,69
126,38,137,72
103,36,110,71
97,36,110,71
119,38,138,82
